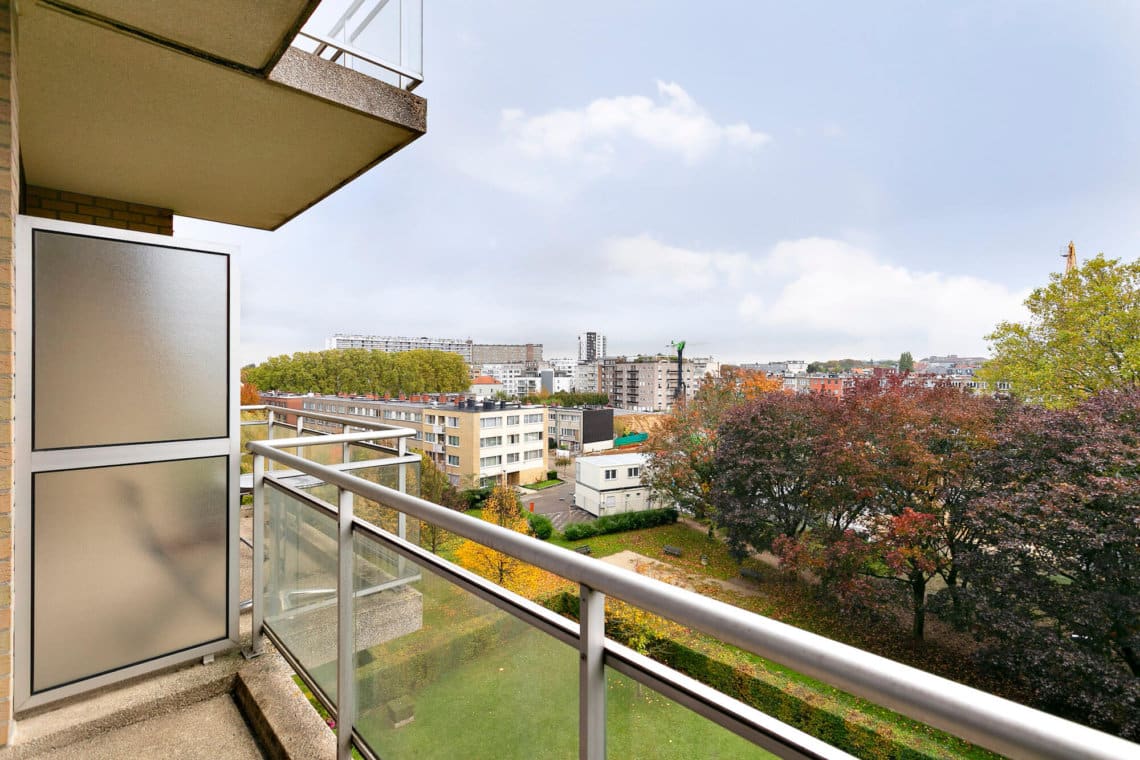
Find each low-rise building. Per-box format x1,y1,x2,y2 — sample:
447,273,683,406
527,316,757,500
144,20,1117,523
547,407,614,454
469,375,503,399
574,453,652,517
284,394,549,488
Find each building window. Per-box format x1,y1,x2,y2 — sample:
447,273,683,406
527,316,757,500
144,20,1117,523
480,416,502,429
561,428,575,437
523,413,543,424
524,431,542,442
425,414,436,424
628,467,640,477
480,455,501,468
604,469,617,480
506,415,520,426
507,434,520,444
446,416,460,427
524,449,543,461
424,432,436,443
480,436,502,448
548,426,556,435
506,452,520,463
447,455,460,466
447,435,460,447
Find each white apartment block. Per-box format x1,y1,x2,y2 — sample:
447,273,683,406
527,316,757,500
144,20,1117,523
327,334,473,361
574,453,652,517
578,331,607,362
574,361,603,394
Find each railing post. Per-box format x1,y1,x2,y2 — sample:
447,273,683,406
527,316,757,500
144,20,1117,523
336,486,356,760
267,407,275,436
296,414,304,436
397,457,408,577
244,453,265,658
579,583,605,760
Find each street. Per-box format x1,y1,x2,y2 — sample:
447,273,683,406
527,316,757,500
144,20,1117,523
518,468,595,532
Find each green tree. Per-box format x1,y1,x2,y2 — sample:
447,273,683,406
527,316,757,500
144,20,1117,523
979,254,1140,408
898,351,914,373
244,348,469,396
416,453,464,554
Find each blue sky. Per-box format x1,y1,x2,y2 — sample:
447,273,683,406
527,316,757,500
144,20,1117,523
179,1,1140,366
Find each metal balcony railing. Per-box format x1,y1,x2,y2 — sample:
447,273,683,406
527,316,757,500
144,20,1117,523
293,0,423,91
241,407,1137,760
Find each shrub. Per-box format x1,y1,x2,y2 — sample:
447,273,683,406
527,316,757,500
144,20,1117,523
461,487,492,509
547,469,558,481
563,508,679,543
527,513,554,540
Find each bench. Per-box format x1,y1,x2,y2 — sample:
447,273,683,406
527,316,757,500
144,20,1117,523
574,545,592,555
663,545,682,557
740,567,764,582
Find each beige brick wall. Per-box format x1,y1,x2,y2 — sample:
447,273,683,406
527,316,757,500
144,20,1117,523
24,186,173,236
0,0,14,745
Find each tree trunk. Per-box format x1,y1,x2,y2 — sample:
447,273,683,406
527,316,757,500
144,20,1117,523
911,574,926,640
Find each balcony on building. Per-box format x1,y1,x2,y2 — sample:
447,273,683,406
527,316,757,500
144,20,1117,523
17,0,425,231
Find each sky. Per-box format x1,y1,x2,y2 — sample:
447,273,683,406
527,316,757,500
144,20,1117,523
178,1,1140,367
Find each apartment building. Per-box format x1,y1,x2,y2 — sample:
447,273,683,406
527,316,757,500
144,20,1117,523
470,342,543,364
574,452,652,517
575,360,604,393
602,355,721,412
578,331,607,362
296,395,549,488
547,407,615,454
326,334,475,361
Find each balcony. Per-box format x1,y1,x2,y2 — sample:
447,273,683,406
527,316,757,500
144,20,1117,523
227,410,1136,760
16,0,425,230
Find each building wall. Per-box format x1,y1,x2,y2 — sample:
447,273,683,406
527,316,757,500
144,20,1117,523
574,456,651,517
23,186,173,235
0,1,15,742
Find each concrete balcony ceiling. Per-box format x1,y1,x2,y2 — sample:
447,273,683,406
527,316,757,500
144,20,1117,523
17,1,426,230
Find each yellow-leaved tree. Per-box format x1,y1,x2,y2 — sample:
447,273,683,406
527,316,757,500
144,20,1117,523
455,484,541,592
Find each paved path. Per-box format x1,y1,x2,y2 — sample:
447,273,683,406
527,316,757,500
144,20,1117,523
518,471,596,531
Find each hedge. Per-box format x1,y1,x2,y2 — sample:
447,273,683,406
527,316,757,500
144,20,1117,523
527,512,554,540
562,507,678,541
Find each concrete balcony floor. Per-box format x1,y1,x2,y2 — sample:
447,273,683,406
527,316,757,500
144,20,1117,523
0,511,330,759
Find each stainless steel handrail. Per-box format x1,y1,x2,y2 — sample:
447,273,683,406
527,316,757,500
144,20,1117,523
247,437,1139,760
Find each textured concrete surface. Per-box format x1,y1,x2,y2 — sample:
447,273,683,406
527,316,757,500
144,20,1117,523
31,696,262,760
234,650,335,760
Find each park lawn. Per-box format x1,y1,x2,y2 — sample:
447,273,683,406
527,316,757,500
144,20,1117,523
551,523,741,580
354,624,773,760
526,478,563,490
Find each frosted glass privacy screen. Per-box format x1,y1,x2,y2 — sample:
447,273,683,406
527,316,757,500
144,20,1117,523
32,457,228,693
32,230,228,449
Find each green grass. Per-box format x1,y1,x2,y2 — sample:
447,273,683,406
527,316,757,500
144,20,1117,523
354,624,772,760
551,523,739,578
526,478,563,490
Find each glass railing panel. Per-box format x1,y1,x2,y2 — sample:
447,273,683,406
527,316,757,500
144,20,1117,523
299,461,420,545
351,530,578,759
605,668,774,759
267,425,344,471
299,0,423,88
264,484,340,704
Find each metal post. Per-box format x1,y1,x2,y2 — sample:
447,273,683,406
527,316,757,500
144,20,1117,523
296,414,304,435
243,454,265,658
336,486,356,760
397,460,408,577
267,407,275,436
579,584,605,760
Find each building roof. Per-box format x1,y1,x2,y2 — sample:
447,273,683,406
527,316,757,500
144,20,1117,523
470,375,501,385
578,452,648,467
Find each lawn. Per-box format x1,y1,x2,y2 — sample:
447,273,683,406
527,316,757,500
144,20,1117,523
526,478,563,490
551,522,741,579
354,623,772,760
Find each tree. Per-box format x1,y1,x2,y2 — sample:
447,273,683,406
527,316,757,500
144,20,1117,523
244,348,470,396
416,454,464,554
645,369,781,520
898,351,914,373
239,381,261,406
712,392,837,555
952,389,1140,739
454,485,540,590
978,254,1140,408
773,378,997,639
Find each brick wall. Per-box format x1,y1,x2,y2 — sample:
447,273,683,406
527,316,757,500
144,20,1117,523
0,0,15,746
24,186,173,236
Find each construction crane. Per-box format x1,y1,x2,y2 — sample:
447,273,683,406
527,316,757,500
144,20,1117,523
1062,241,1076,273
669,340,686,402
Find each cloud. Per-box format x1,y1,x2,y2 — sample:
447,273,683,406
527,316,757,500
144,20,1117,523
502,81,769,166
604,233,758,291
599,234,1028,358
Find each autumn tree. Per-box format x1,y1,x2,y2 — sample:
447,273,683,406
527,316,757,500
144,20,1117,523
645,368,781,520
454,484,539,591
978,254,1140,408
774,379,997,639
950,389,1140,738
415,454,464,554
712,391,837,554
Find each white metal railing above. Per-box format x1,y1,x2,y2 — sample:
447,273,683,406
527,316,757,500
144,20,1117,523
293,0,423,91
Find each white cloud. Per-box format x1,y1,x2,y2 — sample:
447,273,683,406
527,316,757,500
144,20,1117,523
604,234,758,291
599,234,1028,358
502,81,769,167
